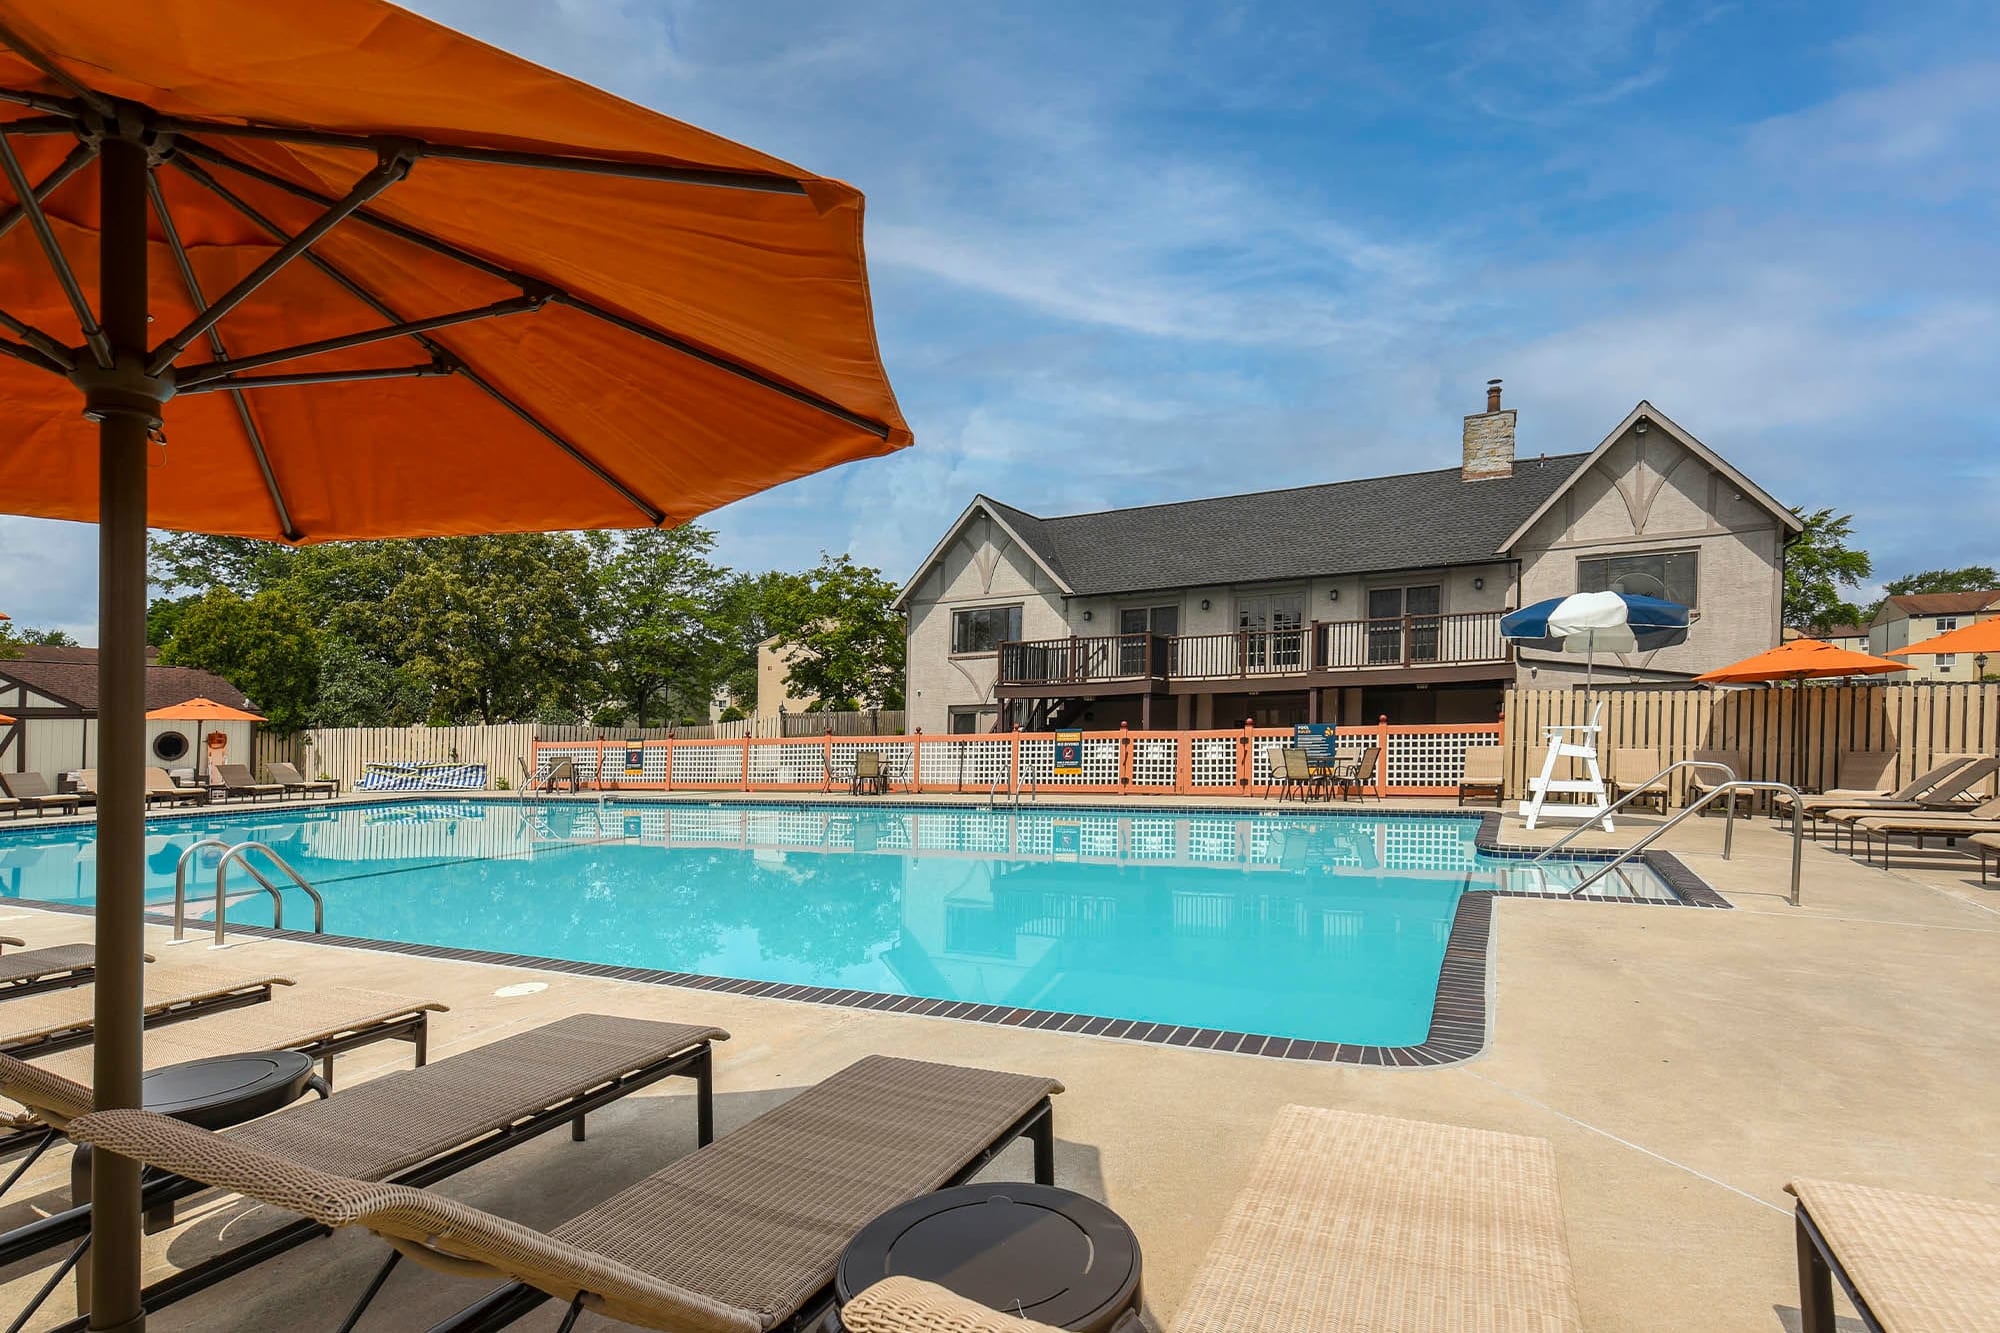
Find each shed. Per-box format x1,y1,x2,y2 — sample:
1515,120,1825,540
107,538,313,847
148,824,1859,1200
0,646,259,780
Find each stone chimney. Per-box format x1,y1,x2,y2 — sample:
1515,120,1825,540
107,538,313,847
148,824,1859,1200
1462,378,1515,481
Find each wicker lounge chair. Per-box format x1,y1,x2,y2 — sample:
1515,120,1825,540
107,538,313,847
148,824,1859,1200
1788,1176,2000,1333
1805,757,1998,845
71,1053,1061,1333
1683,749,1750,815
0,942,119,1000
1828,749,1897,795
144,765,207,806
0,771,82,816
1771,753,1984,826
1,1013,725,1325
1844,796,2000,866
266,759,339,799
1974,832,1998,884
843,1105,1582,1333
1,965,291,1059
1457,746,1504,807
1607,748,1667,812
210,761,286,802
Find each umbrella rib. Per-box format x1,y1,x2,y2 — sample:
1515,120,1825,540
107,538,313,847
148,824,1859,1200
0,139,95,370
172,295,546,389
0,333,65,375
0,130,109,368
147,147,414,375
146,169,301,541
171,137,896,442
0,21,115,119
168,154,668,528
179,362,453,393
154,117,809,195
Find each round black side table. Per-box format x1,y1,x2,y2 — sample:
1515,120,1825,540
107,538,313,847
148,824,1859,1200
835,1183,1142,1332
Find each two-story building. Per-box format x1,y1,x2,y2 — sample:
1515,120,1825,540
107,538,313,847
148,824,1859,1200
896,387,1801,734
1866,592,2000,681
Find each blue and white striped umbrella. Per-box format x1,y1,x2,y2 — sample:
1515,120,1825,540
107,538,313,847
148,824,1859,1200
1501,591,1690,654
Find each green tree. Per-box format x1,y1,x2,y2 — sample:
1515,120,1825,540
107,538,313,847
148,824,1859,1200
387,534,598,723
313,635,427,727
0,623,80,658
147,532,292,594
587,527,733,726
1881,566,2000,597
159,588,322,731
768,553,906,709
1783,508,1873,630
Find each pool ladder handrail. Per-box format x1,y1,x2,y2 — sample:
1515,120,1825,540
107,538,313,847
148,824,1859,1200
986,773,1038,809
1553,777,1805,906
173,839,326,945
1532,759,1742,862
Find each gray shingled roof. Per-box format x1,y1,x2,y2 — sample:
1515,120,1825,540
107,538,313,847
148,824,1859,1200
981,454,1589,597
0,646,256,713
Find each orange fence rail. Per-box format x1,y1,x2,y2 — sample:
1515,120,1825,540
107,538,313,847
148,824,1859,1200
529,719,1505,798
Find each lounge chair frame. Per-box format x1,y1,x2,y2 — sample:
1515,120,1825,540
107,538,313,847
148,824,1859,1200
429,1094,1056,1333
1,976,283,1060
0,943,102,1001
1794,1204,1883,1333
6,1037,718,1329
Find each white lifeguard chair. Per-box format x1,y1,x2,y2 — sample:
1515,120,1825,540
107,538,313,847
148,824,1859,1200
1520,702,1613,830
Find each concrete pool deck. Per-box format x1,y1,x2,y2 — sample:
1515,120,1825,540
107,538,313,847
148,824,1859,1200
2,802,1996,1331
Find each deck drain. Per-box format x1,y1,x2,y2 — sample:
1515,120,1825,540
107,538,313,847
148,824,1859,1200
492,981,549,997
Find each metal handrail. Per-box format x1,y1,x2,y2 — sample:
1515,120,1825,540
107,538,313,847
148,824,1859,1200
171,839,232,941
1564,780,1805,906
1533,760,1741,862
203,836,324,940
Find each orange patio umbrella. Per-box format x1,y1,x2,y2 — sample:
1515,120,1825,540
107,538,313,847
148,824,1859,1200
1887,617,2000,663
142,695,265,723
1696,639,1909,788
0,2,908,1322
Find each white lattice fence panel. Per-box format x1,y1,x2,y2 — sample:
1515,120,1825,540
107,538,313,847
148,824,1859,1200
595,745,670,786
1188,737,1241,788
535,747,600,783
917,741,1011,789
1017,738,1120,787
740,742,827,786
829,740,917,786
1129,739,1178,787
670,743,744,786
1386,731,1500,789
1247,739,1282,789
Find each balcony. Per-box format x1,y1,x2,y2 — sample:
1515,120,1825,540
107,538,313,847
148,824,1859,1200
996,610,1510,690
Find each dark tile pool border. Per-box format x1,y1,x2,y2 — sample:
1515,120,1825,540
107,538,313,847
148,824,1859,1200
0,800,1730,1067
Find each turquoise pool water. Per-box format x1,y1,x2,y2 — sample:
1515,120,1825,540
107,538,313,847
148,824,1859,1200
0,800,1674,1045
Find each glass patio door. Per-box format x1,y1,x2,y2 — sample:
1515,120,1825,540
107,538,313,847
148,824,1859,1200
1119,605,1178,675
1366,585,1441,663
1237,593,1304,671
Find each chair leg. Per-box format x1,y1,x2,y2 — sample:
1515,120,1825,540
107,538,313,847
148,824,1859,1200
1795,1212,1834,1333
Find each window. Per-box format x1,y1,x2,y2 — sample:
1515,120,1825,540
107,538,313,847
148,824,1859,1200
948,706,995,734
1366,584,1442,663
1237,593,1305,670
1936,617,1959,633
1118,605,1179,674
1937,654,1956,672
1577,550,1698,606
951,604,1022,654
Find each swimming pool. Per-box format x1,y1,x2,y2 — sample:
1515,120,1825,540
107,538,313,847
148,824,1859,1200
0,800,1680,1050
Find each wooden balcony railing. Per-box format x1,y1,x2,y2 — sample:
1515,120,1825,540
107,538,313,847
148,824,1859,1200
997,611,1509,687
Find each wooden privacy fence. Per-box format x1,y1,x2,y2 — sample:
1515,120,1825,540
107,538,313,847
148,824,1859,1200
530,720,1504,798
1503,682,2000,804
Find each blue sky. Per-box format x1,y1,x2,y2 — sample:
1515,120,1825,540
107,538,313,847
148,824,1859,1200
3,0,1995,638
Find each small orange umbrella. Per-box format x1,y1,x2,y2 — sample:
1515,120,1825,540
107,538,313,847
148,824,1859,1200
1887,618,2000,660
0,713,15,725
143,695,266,722
1697,639,1909,788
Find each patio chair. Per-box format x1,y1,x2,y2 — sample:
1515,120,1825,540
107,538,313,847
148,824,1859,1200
0,771,82,816
1831,749,1897,795
0,1013,725,1326
1607,748,1668,812
852,749,888,795
1331,743,1380,802
71,769,105,806
265,759,339,800
70,1053,1061,1333
842,1105,1583,1333
2,965,292,1059
1975,831,1998,885
1686,749,1752,816
1787,1176,2000,1333
0,792,17,819
1276,746,1323,803
1456,746,1504,807
144,766,207,807
1844,795,2000,866
210,761,286,802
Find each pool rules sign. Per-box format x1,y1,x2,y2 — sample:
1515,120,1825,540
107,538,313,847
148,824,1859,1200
1054,729,1083,777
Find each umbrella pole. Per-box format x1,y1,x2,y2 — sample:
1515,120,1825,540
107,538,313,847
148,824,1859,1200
85,127,157,1333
